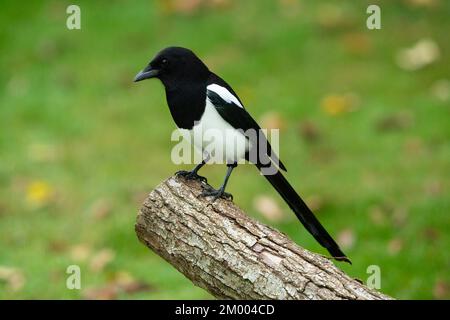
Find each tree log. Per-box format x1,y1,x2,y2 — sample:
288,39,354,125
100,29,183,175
135,176,392,300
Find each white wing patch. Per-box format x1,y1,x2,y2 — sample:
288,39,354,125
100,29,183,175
206,84,244,109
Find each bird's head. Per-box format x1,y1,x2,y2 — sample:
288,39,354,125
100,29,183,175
134,46,210,88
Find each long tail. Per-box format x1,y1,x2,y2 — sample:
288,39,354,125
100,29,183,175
261,168,351,264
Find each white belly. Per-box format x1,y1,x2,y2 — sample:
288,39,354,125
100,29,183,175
180,101,250,164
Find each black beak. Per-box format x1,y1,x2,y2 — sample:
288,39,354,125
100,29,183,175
133,67,159,82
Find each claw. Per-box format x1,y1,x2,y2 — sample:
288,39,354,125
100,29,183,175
199,184,233,202
176,170,207,183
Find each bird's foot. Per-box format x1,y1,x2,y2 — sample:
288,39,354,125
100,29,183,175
199,184,233,202
175,170,207,183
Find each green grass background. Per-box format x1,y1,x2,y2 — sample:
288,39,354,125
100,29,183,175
0,0,449,299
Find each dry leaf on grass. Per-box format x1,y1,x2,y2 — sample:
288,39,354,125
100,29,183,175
422,227,440,243
376,112,414,132
70,244,92,262
396,38,440,71
113,271,153,294
83,285,118,300
26,180,54,207
48,240,68,253
89,249,116,272
430,79,450,102
89,198,113,220
160,0,230,15
299,120,321,144
0,266,26,292
405,0,440,8
320,93,359,116
316,4,351,30
368,206,387,226
259,112,287,131
164,0,202,15
387,238,403,255
341,32,372,55
253,195,284,222
337,229,356,250
304,195,325,212
83,272,153,300
433,279,449,299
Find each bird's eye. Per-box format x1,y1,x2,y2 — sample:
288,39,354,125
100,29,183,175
162,58,168,64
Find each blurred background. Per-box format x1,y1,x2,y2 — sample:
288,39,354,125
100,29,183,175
0,0,449,299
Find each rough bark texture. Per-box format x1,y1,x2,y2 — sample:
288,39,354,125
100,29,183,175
135,176,392,300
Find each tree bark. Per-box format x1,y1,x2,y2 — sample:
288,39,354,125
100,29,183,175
135,176,392,300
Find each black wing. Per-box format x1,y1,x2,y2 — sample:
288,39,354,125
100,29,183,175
206,74,286,171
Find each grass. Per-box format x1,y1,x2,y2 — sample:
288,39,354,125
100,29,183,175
0,0,449,299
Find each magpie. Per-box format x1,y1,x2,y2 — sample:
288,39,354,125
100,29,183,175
134,46,350,263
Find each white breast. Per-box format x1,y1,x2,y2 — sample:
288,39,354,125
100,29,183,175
180,100,250,164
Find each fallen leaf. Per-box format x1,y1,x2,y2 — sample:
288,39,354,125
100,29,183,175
337,228,356,250
387,238,403,255
259,112,286,131
396,38,440,71
83,272,153,300
316,4,351,30
299,120,321,143
305,195,325,212
112,271,135,285
90,198,113,220
422,227,440,242
430,79,450,102
320,93,359,116
113,272,153,294
90,249,115,272
342,32,372,55
161,0,203,15
26,180,54,207
70,244,92,262
376,112,414,132
253,195,284,222
405,0,440,8
0,266,26,292
433,279,449,299
83,285,118,300
48,240,68,253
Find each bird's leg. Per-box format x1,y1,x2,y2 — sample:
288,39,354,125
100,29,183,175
200,163,237,201
176,159,208,183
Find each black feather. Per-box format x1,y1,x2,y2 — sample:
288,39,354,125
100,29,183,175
260,167,351,263
207,74,287,171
